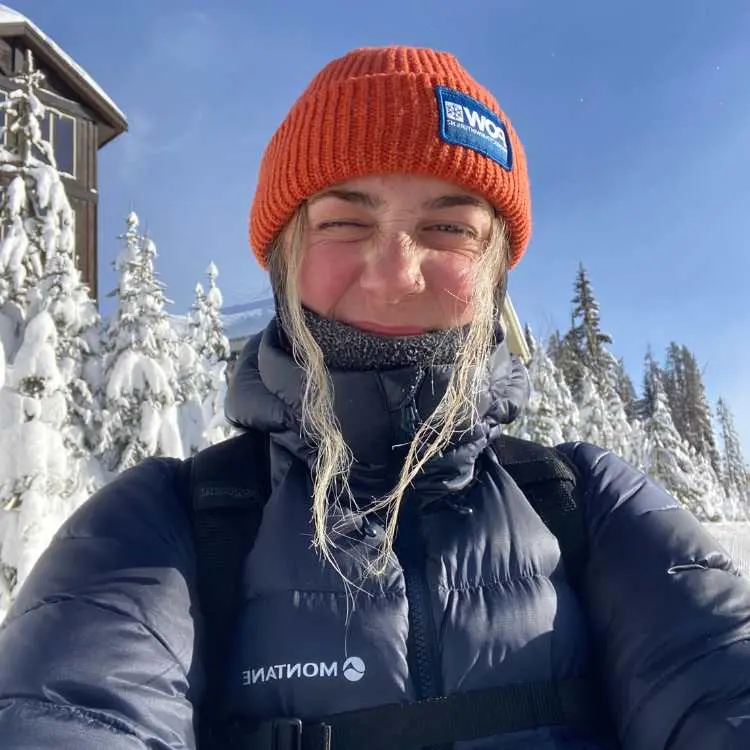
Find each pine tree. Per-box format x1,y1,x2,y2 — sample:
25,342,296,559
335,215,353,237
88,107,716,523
523,323,536,355
555,326,585,403
176,284,208,456
643,372,721,520
200,263,230,364
0,51,63,361
663,344,721,474
577,371,615,450
570,264,614,385
637,347,662,420
0,311,70,599
177,263,232,453
0,51,104,607
198,263,231,445
613,357,638,421
716,398,750,509
546,330,562,363
556,265,616,402
507,329,578,446
99,213,183,472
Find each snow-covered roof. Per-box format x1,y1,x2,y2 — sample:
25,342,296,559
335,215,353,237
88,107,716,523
0,5,127,142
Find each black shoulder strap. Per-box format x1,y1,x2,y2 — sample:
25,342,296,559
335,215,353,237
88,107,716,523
492,434,587,588
230,676,607,750
179,431,595,750
177,429,271,749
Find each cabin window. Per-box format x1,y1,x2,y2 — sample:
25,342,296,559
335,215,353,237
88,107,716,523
52,112,75,176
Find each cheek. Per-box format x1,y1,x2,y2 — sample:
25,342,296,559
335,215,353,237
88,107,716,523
425,256,479,307
297,243,360,315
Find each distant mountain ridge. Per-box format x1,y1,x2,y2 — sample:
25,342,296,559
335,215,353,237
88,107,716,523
221,298,276,344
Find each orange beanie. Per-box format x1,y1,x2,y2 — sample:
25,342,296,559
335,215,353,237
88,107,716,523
249,46,531,270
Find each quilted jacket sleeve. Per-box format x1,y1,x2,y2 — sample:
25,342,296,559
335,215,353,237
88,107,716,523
0,458,201,749
560,443,750,750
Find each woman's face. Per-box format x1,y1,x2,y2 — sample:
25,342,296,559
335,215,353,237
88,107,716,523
297,174,494,335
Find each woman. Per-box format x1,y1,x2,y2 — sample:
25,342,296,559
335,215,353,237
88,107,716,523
1,45,750,750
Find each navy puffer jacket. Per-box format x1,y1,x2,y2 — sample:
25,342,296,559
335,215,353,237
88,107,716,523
2,321,750,749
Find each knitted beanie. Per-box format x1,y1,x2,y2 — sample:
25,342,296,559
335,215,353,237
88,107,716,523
249,46,531,269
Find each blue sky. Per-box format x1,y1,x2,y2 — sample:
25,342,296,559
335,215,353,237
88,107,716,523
12,0,750,449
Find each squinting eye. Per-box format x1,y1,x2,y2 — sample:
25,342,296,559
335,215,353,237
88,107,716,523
426,224,478,238
317,221,368,230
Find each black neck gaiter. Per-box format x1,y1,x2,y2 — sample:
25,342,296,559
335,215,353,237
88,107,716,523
280,306,468,371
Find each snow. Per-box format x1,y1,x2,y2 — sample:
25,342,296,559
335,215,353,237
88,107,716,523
707,523,750,576
172,297,275,347
105,349,172,402
0,56,748,622
0,4,126,123
221,298,276,344
13,311,60,386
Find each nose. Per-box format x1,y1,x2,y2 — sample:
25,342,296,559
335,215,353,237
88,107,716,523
358,231,426,303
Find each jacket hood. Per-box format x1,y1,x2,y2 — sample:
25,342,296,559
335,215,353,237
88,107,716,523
226,318,529,502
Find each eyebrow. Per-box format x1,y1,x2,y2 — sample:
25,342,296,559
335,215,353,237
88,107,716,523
423,194,489,211
307,189,384,209
308,189,491,213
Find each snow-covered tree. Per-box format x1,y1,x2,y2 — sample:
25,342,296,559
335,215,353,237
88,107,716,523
663,343,721,474
0,51,64,361
636,347,662,421
613,357,638,422
177,263,232,453
686,445,730,522
0,311,70,606
199,263,230,364
0,51,106,611
175,292,206,456
561,265,616,398
509,330,578,445
551,265,618,408
552,326,585,404
23,157,101,458
204,366,234,446
643,370,721,520
576,372,613,449
716,398,750,510
99,213,183,472
198,262,231,444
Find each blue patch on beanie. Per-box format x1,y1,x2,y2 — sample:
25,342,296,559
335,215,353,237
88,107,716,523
435,86,513,171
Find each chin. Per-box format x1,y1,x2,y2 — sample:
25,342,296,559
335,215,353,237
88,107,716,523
347,321,434,336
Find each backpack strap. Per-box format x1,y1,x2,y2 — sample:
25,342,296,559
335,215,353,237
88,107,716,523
177,429,271,750
181,431,595,750
492,434,587,588
229,677,606,750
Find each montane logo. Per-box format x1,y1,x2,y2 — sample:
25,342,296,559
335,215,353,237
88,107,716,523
242,656,366,686
342,656,366,682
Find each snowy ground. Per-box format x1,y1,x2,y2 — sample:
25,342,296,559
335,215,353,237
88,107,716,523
706,523,750,576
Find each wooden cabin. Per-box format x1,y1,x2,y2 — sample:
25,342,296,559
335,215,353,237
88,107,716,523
0,5,127,300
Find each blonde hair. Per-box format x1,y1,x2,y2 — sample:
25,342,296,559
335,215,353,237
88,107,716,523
269,206,509,583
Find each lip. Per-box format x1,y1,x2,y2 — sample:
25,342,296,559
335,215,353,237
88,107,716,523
347,321,429,336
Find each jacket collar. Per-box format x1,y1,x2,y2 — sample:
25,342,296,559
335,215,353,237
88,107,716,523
226,318,529,503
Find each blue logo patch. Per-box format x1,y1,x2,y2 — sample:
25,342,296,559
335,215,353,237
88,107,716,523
435,86,513,171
